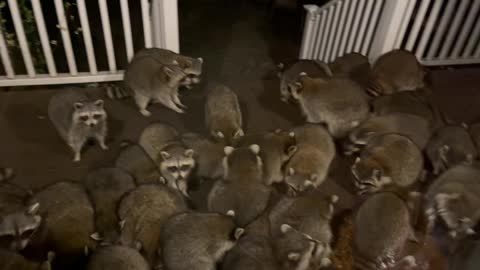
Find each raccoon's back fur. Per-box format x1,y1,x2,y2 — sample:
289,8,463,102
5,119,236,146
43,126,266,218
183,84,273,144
84,168,136,240
329,52,371,87
115,144,162,185
117,184,188,264
87,245,149,270
205,83,243,144
138,123,179,163
291,76,369,138
181,132,226,179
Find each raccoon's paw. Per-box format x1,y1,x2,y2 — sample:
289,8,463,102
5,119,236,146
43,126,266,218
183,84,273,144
320,257,332,267
140,109,152,117
73,153,81,162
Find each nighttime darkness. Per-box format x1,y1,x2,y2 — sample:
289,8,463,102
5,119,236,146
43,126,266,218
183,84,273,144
0,0,479,269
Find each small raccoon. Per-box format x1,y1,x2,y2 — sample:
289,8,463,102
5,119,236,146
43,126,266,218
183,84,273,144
351,133,423,195
469,122,480,155
424,164,480,239
48,88,108,162
0,167,14,182
269,192,338,269
426,125,477,175
346,112,432,154
284,124,335,195
367,49,425,96
0,249,53,270
234,129,297,185
87,245,149,270
115,144,163,185
328,52,371,87
181,132,226,180
289,75,369,138
205,83,244,144
124,52,188,116
85,168,136,242
117,184,188,264
208,145,271,226
160,212,244,270
139,123,195,197
277,59,332,103
354,192,416,270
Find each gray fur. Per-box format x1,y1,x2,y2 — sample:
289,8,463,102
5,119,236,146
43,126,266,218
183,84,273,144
205,83,244,144
328,52,371,87
367,49,425,96
284,125,335,195
48,89,108,162
117,184,188,264
115,144,163,185
87,245,149,270
352,133,423,194
0,249,52,270
181,132,226,179
208,145,270,227
289,76,369,138
426,125,477,175
160,212,243,270
139,123,195,197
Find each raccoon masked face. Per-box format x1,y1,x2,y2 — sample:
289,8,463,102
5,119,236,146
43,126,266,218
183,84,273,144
434,193,476,238
277,224,318,270
284,168,317,196
0,203,41,251
73,100,106,127
177,57,202,86
351,157,391,193
159,149,195,182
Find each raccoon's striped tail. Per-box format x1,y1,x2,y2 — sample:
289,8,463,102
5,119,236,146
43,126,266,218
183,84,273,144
105,83,131,100
353,255,379,270
0,167,14,182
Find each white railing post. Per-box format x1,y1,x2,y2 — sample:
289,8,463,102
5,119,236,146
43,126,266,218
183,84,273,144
152,0,179,52
299,5,319,59
368,0,410,62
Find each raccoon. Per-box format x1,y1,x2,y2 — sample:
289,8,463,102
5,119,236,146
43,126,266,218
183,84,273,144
117,184,188,264
345,112,432,154
284,124,335,195
328,52,371,87
87,245,149,270
181,132,226,180
289,75,369,138
269,192,338,269
208,145,271,226
124,52,188,116
48,89,108,162
0,203,41,251
277,59,332,103
0,249,53,270
424,164,480,239
205,83,244,144
367,49,425,97
0,167,14,182
354,192,416,270
351,133,424,195
115,144,163,185
139,123,195,197
160,212,244,270
85,168,136,242
426,125,477,175
234,129,297,185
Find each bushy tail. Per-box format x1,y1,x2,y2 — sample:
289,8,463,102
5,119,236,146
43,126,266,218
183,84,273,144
105,83,131,100
0,167,14,182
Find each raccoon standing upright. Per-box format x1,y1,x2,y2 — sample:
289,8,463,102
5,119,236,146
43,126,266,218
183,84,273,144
205,83,244,144
48,88,108,162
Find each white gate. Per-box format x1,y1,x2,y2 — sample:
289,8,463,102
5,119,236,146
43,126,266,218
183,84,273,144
0,0,179,87
300,0,480,66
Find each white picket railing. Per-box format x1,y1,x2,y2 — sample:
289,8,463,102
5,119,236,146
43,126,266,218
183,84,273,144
0,0,179,87
300,0,480,66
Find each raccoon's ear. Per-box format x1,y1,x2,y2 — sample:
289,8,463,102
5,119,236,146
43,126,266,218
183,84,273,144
90,232,103,241
289,131,295,138
226,210,235,217
280,224,293,234
234,129,245,139
330,195,339,204
94,99,104,108
310,174,318,181
299,72,308,77
224,146,234,156
119,220,126,230
288,253,301,261
197,57,203,63
287,145,298,156
304,180,314,187
249,144,260,155
439,144,450,157
288,167,295,176
73,102,84,110
184,149,194,158
134,241,142,251
234,228,245,240
277,62,284,70
26,203,40,215
163,66,174,78
172,59,179,65
216,131,225,139
160,151,171,160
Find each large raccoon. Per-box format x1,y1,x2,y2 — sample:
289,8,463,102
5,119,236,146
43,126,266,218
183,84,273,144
205,83,244,144
27,182,95,260
124,52,188,115
86,245,149,270
284,124,335,195
345,112,432,154
277,59,332,103
426,125,477,175
85,168,136,242
354,191,417,270
117,184,188,264
139,123,195,197
269,192,338,269
48,88,108,162
208,145,271,226
424,164,480,239
0,249,53,270
289,75,369,138
160,212,244,270
351,133,424,195
181,132,226,180
367,49,425,96
115,144,163,185
328,52,371,87
233,129,297,185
